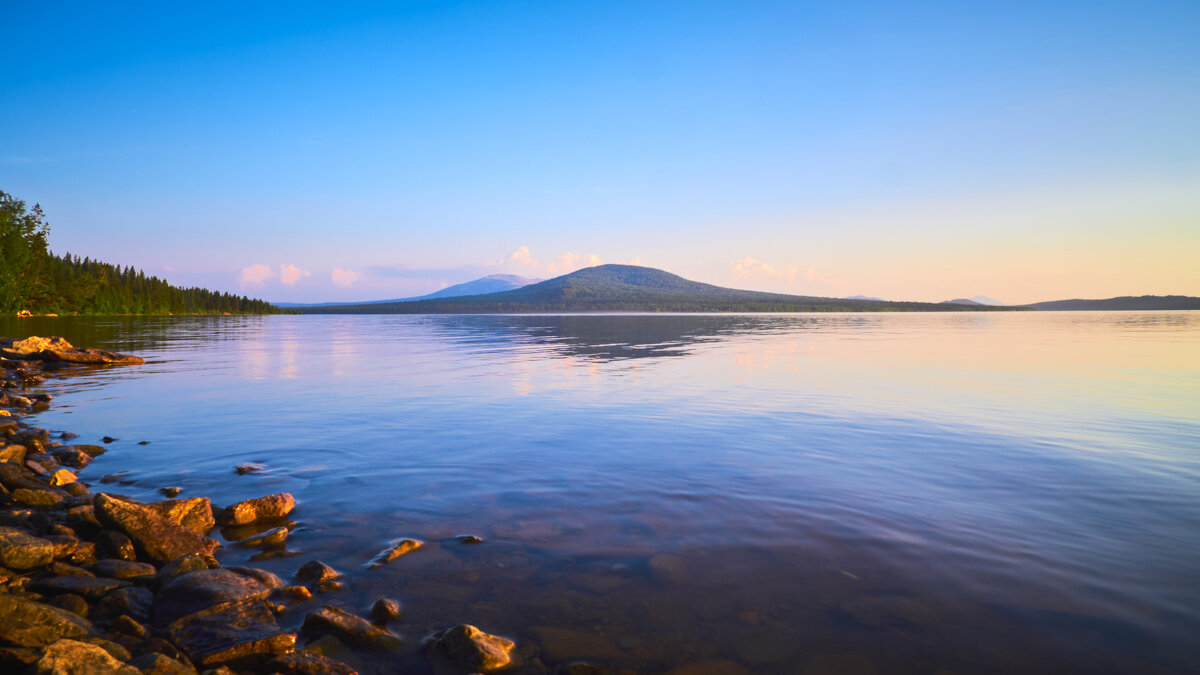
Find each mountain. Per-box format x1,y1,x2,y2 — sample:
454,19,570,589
968,295,1007,306
844,295,886,301
276,274,540,307
1025,295,1200,311
416,274,540,300
298,265,1025,314
941,298,983,305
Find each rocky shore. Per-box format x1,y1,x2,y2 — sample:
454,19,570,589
0,337,522,675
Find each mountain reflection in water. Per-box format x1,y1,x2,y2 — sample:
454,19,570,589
3,312,1198,674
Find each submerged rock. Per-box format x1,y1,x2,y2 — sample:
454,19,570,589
128,652,193,675
267,651,359,675
165,600,296,669
426,624,516,673
370,597,402,623
155,569,275,626
301,605,402,649
295,560,341,584
370,538,423,566
93,494,219,563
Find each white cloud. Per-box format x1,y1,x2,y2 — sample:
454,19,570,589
280,264,309,285
499,247,602,275
240,264,274,284
628,257,642,266
506,246,540,268
731,257,798,284
331,268,361,287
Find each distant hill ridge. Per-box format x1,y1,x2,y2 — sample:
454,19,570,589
299,264,1022,314
1024,295,1200,311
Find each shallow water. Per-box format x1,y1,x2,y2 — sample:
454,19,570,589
4,312,1199,674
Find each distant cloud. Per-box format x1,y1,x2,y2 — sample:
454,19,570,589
628,257,642,266
240,264,274,284
731,257,798,284
280,264,309,285
331,268,361,287
501,247,603,275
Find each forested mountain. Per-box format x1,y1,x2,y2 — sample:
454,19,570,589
0,190,284,315
1024,296,1200,311
300,264,1025,314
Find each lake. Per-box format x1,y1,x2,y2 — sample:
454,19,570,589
3,312,1198,674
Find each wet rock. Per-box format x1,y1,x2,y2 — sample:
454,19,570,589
47,469,76,486
48,594,89,618
280,585,312,601
370,538,423,566
0,525,56,569
112,614,147,638
159,487,181,498
68,542,97,565
156,553,220,588
295,560,340,584
234,463,265,475
138,637,194,666
41,346,146,365
97,531,138,561
142,497,215,535
165,599,296,669
13,488,64,507
4,336,74,356
233,525,290,547
49,447,92,469
221,493,295,526
28,576,130,600
155,569,275,626
94,494,219,563
33,638,140,674
48,561,93,577
0,594,94,647
81,635,132,662
64,482,90,497
128,652,194,675
226,566,285,589
426,624,516,673
563,663,608,675
91,559,157,581
456,534,484,544
300,605,402,649
95,586,154,623
44,534,79,559
0,444,26,464
370,597,402,623
268,651,359,675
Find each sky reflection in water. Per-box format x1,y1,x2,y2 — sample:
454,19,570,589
4,312,1198,674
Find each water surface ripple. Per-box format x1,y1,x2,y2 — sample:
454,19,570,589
3,312,1198,674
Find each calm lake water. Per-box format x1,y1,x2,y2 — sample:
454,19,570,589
3,312,1199,674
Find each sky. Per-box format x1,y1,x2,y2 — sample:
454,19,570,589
2,1,1197,304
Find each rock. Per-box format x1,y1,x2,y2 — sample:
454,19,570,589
226,566,285,589
426,624,516,673
156,552,220,588
68,542,97,565
90,559,157,580
28,576,130,600
165,599,296,669
101,436,118,444
221,493,295,526
144,497,215,535
0,444,26,464
0,463,67,494
267,651,359,675
93,494,219,563
280,585,312,601
137,637,194,667
33,638,140,674
456,534,484,544
370,538,423,566
48,560,93,577
44,534,79,559
232,525,290,547
300,605,402,649
155,569,276,626
5,336,74,356
48,594,89,618
47,469,76,486
128,652,193,675
48,447,92,469
95,586,154,623
0,525,56,569
0,594,94,647
234,463,265,475
13,488,64,507
159,487,181,498
295,560,340,584
81,636,132,662
112,614,146,638
370,597,402,623
97,531,137,561
64,482,90,497
40,348,146,365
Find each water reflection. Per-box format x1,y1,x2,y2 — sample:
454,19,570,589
4,312,1199,673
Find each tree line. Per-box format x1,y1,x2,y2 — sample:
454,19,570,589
1,190,285,315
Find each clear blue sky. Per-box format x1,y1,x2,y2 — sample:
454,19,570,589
2,1,1197,303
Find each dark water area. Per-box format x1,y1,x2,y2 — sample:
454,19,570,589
3,312,1198,674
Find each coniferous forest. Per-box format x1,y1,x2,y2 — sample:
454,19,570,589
0,190,284,315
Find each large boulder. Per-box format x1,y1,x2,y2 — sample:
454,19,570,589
145,497,215,535
93,494,219,563
0,526,56,569
155,569,275,627
300,606,401,649
3,336,73,357
165,599,296,669
426,624,516,673
0,594,94,647
38,348,146,366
